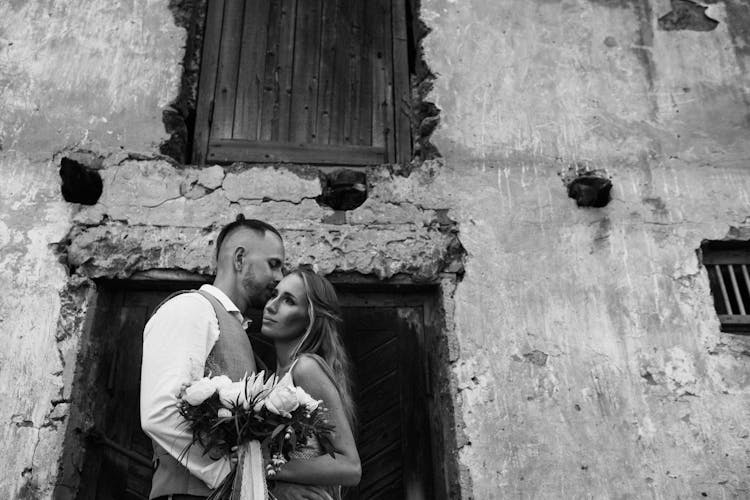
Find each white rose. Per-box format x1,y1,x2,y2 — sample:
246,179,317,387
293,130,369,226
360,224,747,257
183,377,216,405
210,375,233,391
217,408,233,418
219,381,247,408
254,374,278,413
294,386,321,412
264,373,300,418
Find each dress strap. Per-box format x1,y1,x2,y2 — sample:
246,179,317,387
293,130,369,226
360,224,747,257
287,357,302,384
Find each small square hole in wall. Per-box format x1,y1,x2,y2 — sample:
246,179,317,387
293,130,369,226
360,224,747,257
701,240,750,334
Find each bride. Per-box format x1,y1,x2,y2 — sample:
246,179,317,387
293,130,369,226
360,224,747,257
258,268,361,499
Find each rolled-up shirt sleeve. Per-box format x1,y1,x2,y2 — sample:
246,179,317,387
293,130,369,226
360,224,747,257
140,292,231,488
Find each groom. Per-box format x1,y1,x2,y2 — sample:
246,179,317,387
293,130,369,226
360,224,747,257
140,216,329,500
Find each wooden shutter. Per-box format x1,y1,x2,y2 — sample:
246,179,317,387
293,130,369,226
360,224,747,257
193,0,412,165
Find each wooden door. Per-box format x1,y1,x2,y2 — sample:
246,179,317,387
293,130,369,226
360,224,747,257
75,288,172,500
338,290,434,500
73,284,434,499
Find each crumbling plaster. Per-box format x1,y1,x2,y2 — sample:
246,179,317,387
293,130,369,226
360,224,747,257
63,159,462,281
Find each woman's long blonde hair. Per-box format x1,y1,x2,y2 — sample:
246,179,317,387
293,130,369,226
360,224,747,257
289,268,356,429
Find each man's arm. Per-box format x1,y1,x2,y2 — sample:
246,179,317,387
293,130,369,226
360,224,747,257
140,293,231,488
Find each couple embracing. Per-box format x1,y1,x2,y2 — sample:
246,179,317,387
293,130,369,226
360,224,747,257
140,216,360,500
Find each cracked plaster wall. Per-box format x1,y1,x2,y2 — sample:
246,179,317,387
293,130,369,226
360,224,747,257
2,0,750,498
422,0,750,497
0,1,462,497
0,1,184,497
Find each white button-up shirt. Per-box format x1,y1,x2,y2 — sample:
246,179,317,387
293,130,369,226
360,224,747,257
140,284,249,488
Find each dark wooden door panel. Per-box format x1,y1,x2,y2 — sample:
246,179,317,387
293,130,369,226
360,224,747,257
341,296,433,500
76,286,434,499
77,289,173,500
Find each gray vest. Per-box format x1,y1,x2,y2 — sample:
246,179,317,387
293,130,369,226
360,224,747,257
149,289,257,499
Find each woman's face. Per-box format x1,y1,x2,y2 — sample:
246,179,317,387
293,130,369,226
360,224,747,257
261,274,310,341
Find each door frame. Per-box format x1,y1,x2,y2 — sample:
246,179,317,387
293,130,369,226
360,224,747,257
56,276,460,500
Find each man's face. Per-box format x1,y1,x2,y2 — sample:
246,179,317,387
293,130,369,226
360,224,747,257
239,231,285,309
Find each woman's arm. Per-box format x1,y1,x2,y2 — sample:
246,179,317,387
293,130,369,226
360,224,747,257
272,356,361,487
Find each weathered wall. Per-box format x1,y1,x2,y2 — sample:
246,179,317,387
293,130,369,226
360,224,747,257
0,0,182,497
421,0,750,497
1,0,750,498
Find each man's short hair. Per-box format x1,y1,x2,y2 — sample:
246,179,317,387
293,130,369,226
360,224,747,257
215,215,282,259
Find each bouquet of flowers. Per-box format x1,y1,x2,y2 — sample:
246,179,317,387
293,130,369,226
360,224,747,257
177,371,335,500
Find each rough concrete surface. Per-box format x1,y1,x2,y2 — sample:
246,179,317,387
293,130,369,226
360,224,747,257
421,0,750,497
0,0,749,498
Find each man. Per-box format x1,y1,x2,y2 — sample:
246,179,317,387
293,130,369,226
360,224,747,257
140,216,328,500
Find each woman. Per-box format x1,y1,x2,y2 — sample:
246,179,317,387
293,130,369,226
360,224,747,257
260,268,361,497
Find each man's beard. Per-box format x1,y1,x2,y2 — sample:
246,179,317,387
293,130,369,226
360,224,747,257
242,274,275,309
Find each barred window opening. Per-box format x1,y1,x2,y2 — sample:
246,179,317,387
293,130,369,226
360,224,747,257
701,240,750,334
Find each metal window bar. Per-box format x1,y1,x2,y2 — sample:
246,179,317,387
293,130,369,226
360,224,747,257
728,264,746,315
741,264,750,297
714,264,733,314
713,263,750,328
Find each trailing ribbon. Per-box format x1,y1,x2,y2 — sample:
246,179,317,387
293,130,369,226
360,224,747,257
230,441,267,500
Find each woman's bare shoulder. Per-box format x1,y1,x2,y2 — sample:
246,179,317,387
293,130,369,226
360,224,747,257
292,354,328,377
291,354,336,391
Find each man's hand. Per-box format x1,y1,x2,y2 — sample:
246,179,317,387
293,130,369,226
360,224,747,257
270,482,333,500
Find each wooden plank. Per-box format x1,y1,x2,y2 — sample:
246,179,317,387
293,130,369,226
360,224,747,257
344,1,364,146
358,432,401,471
261,0,297,142
357,0,374,146
342,314,398,355
207,139,385,165
398,307,432,500
331,0,352,145
357,345,398,389
359,404,401,452
358,335,399,365
290,0,323,143
362,474,404,500
314,0,340,145
391,0,412,163
192,0,226,164
380,0,396,162
343,308,402,333
358,371,400,425
369,0,388,154
359,442,402,495
366,478,404,500
233,0,271,140
259,0,281,141
209,0,246,141
277,0,297,142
